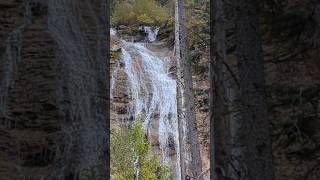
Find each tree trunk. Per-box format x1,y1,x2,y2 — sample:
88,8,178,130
174,0,203,179
313,0,320,48
210,0,229,179
209,0,229,180
233,0,275,179
210,0,243,179
0,1,109,179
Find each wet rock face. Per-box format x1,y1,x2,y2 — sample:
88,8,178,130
0,1,109,179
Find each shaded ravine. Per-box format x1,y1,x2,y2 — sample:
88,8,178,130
111,29,181,179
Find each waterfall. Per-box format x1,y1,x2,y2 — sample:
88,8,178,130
110,28,117,36
142,26,160,42
110,61,120,99
111,39,181,179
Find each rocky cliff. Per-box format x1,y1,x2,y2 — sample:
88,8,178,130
0,1,109,179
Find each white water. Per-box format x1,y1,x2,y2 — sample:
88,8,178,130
110,28,117,36
110,61,120,100
111,35,181,179
142,26,160,42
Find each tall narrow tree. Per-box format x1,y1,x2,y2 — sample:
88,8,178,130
233,0,274,179
0,0,109,179
174,0,203,179
210,0,230,179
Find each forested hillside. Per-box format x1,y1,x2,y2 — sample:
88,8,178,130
111,0,320,180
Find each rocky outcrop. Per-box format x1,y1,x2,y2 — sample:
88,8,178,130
0,1,109,179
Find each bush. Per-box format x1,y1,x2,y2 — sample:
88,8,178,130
111,120,174,180
111,0,169,25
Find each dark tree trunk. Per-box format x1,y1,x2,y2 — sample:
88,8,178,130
0,1,109,179
233,0,274,179
210,0,230,179
313,0,320,47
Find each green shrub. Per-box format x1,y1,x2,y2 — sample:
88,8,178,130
111,120,174,180
111,0,169,25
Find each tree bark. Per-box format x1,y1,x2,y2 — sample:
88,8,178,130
313,0,320,48
210,0,229,179
0,1,109,179
210,0,243,179
174,0,203,179
233,0,275,179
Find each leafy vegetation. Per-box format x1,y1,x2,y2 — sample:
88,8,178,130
185,0,209,61
111,0,170,25
111,120,174,180
111,0,209,54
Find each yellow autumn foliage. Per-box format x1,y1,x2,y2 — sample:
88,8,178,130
111,0,169,25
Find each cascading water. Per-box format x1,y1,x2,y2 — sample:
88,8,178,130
142,26,160,42
110,61,120,100
111,28,181,179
